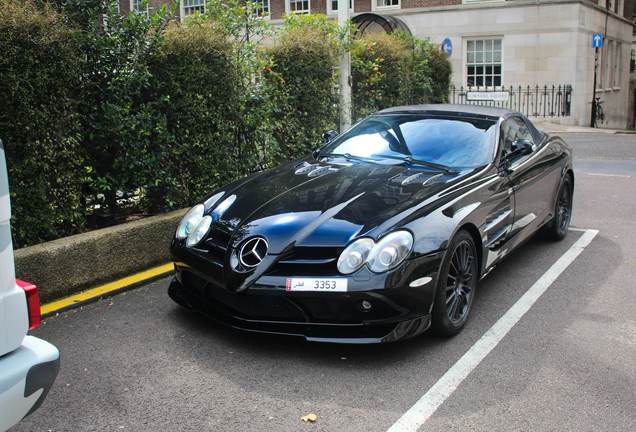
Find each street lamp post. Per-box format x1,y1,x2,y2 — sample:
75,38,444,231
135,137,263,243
338,0,351,132
591,46,598,128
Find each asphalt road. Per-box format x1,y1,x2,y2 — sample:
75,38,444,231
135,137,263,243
11,133,636,431
571,132,636,176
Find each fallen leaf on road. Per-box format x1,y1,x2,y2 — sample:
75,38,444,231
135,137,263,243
301,414,317,422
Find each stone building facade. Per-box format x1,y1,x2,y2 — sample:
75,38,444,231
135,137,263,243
122,0,634,128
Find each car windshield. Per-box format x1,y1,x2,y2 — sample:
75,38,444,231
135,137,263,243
322,114,499,169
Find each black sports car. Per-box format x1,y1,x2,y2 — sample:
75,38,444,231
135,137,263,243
168,104,573,343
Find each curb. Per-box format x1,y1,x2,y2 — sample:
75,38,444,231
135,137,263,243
15,208,187,305
41,263,175,318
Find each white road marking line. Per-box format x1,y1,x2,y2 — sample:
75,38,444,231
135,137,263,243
387,228,599,432
587,173,631,178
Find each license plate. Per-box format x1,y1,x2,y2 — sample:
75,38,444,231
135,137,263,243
286,278,348,292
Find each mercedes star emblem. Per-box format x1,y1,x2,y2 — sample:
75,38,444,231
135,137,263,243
239,237,268,268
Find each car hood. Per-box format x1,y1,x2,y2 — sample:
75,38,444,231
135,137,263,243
203,156,470,254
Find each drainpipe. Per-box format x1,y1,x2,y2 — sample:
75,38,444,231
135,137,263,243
535,0,540,86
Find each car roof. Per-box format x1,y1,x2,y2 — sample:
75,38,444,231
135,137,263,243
375,104,522,120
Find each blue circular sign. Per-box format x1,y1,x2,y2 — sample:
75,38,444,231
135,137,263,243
442,38,453,58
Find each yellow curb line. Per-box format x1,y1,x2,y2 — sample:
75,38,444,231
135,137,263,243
41,263,175,316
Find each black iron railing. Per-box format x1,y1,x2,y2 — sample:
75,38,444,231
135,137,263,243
450,85,572,118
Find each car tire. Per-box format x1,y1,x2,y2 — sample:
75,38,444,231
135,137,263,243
546,174,573,241
430,229,478,337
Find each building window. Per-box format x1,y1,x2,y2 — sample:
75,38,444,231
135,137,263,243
466,38,502,87
255,0,270,17
375,0,400,9
599,0,623,14
289,0,310,13
597,44,604,89
182,0,206,16
131,0,149,19
603,40,613,88
329,0,353,14
613,42,621,87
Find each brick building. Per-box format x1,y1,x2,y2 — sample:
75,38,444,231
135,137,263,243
121,0,634,128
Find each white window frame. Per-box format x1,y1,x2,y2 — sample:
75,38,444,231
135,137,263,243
462,0,504,4
253,0,271,19
372,0,400,12
286,0,310,14
327,0,353,15
615,0,624,14
464,37,503,88
596,45,604,90
181,0,206,18
604,39,613,89
131,0,149,19
613,42,621,88
598,0,623,14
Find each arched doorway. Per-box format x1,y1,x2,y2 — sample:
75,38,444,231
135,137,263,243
351,13,412,37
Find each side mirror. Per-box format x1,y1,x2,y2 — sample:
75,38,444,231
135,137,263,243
499,140,534,172
510,139,534,156
322,130,339,145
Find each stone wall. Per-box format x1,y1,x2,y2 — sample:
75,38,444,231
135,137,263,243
14,209,187,304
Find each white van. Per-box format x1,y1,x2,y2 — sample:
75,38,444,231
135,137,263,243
0,139,60,431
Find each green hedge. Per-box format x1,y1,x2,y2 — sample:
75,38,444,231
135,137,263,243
352,31,452,119
265,15,341,160
427,46,453,104
0,0,84,247
73,1,177,215
151,21,239,206
352,32,410,119
2,1,452,248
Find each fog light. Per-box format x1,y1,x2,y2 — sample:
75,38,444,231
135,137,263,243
359,300,372,311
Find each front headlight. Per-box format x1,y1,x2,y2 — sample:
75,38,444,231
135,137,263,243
337,230,413,275
337,238,374,274
177,204,204,239
186,215,212,247
367,231,413,273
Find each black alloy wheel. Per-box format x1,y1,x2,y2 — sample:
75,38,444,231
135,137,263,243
547,174,573,240
430,230,478,336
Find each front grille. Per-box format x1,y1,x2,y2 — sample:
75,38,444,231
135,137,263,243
207,284,307,321
183,271,207,292
199,225,232,266
280,246,340,263
266,246,341,277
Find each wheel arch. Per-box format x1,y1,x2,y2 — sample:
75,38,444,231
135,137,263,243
456,222,483,278
566,167,575,189
555,165,575,214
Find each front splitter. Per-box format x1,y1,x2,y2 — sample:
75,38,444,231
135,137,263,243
168,277,431,344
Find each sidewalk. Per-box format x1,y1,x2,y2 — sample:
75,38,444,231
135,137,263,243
530,119,634,135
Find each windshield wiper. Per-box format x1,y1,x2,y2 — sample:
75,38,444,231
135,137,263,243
322,153,379,164
404,157,451,172
372,154,451,172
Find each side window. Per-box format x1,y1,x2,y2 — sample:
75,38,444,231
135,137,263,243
503,117,533,152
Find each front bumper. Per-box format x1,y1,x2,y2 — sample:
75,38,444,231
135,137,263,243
168,252,443,343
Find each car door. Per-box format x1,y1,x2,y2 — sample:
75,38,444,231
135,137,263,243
503,116,562,242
